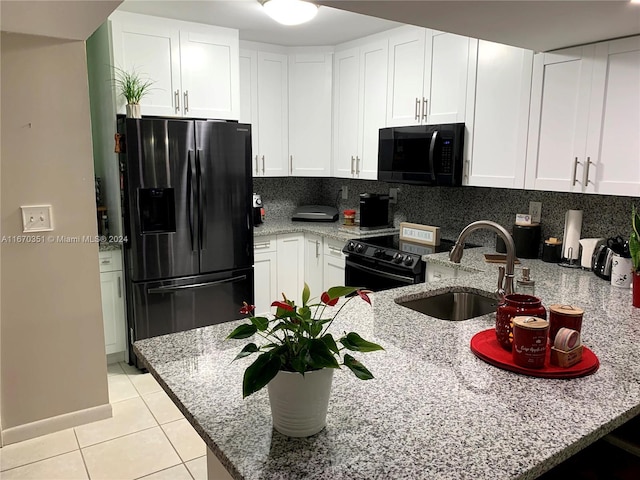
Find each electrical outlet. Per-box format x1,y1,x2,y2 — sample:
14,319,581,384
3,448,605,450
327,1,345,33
21,205,53,232
529,201,542,223
389,188,400,204
341,186,348,200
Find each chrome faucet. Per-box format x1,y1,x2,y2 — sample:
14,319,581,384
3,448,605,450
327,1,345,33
449,220,516,297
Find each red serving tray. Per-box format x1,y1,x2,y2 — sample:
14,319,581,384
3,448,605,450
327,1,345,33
470,329,599,379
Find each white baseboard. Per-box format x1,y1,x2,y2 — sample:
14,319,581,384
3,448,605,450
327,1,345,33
107,351,126,364
1,403,112,446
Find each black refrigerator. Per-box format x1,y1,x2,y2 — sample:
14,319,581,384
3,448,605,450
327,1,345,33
118,118,254,366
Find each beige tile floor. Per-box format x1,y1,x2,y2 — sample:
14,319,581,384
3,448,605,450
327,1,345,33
0,362,208,480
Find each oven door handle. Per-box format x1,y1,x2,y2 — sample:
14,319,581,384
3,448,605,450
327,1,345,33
347,261,416,284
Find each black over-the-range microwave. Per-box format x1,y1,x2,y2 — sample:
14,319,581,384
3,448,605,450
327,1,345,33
378,123,465,186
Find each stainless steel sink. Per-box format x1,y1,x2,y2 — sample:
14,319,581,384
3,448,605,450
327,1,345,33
397,290,498,321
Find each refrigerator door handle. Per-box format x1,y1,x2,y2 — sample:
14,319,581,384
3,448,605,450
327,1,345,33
147,275,248,294
187,150,196,252
196,149,207,251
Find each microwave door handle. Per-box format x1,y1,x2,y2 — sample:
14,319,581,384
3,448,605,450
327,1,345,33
428,130,438,182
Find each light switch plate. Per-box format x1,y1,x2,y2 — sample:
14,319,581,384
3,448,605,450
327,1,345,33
529,201,542,223
21,205,53,232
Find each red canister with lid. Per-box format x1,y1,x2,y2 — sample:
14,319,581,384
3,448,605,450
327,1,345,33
512,316,549,368
343,209,356,226
496,294,547,350
548,304,584,343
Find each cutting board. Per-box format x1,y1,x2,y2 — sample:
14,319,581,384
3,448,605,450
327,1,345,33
484,254,521,264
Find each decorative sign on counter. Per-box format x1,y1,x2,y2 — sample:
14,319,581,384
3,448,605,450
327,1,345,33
399,222,440,246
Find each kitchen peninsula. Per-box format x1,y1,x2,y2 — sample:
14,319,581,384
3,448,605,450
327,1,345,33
134,247,640,480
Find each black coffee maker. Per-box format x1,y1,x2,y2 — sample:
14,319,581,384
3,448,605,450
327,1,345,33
359,193,390,230
252,193,263,226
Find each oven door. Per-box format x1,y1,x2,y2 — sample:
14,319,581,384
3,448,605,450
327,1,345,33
345,257,421,292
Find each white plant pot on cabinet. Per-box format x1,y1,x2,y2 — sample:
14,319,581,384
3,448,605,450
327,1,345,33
267,368,334,437
126,104,141,119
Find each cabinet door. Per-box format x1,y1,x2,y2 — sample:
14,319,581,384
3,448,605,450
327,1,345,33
276,233,305,304
100,271,126,355
179,26,240,120
257,52,289,176
289,53,333,176
304,234,324,298
323,239,346,290
386,27,427,127
525,46,595,192
254,241,277,316
333,48,360,178
586,37,640,197
240,48,260,176
467,41,533,188
357,40,388,180
110,13,181,117
425,32,474,124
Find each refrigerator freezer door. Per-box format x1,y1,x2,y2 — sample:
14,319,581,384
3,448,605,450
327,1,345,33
195,121,253,273
124,118,199,281
129,267,254,347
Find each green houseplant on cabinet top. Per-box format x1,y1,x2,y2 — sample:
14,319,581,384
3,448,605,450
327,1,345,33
113,67,155,119
227,284,383,437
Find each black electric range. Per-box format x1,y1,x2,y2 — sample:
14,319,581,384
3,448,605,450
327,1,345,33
342,234,477,292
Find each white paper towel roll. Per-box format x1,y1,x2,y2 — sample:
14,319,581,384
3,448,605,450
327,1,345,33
562,210,583,260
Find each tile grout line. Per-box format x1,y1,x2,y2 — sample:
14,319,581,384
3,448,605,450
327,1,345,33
78,424,159,450
74,429,92,480
0,448,80,474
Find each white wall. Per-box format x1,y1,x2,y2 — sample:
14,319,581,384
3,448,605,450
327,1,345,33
1,32,110,443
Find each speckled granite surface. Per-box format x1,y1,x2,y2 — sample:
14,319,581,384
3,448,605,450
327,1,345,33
134,247,640,480
98,242,122,252
254,219,398,241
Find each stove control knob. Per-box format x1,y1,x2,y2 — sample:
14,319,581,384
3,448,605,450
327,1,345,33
355,243,365,254
403,256,414,266
373,248,384,258
347,241,356,252
393,253,404,264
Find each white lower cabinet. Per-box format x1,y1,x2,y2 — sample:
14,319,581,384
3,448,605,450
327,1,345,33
99,250,126,356
253,236,278,315
276,233,305,304
323,238,346,290
304,233,324,298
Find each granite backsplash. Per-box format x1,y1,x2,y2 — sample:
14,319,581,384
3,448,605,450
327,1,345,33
253,177,637,247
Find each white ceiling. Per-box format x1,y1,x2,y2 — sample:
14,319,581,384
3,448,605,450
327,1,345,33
117,0,402,46
321,1,640,52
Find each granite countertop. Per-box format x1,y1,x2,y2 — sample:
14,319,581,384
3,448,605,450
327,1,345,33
253,219,398,241
134,247,640,480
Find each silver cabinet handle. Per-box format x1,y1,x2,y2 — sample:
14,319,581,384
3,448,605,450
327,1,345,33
184,91,189,113
261,155,265,174
174,90,180,113
415,98,420,121
117,275,122,298
351,156,355,175
290,155,293,174
583,156,592,186
254,242,270,249
255,155,259,175
101,259,111,265
572,157,581,186
328,246,343,254
422,98,428,120
356,156,360,175
315,240,320,258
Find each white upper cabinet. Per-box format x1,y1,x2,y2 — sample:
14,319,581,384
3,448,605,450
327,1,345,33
386,26,475,127
465,41,534,188
239,49,260,174
584,37,640,196
109,11,239,120
289,52,333,176
257,50,289,176
333,39,388,180
525,38,640,197
525,46,594,192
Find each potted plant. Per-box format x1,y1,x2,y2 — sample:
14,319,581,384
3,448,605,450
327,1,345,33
630,205,640,307
113,67,155,119
227,285,383,437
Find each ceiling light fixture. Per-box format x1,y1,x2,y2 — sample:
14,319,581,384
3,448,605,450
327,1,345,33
261,0,318,26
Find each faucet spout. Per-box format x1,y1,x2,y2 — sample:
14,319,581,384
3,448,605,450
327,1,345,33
449,220,516,296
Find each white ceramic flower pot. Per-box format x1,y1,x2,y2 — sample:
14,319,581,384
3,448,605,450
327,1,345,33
267,368,334,437
126,103,141,119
